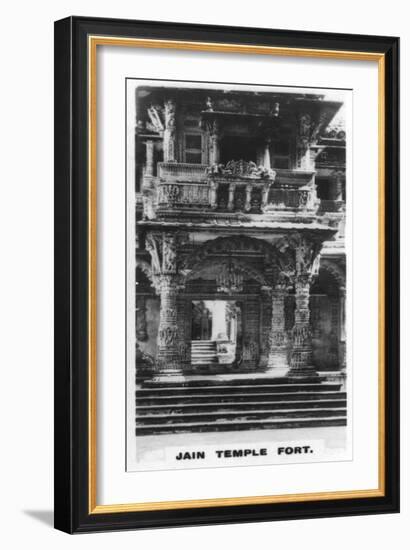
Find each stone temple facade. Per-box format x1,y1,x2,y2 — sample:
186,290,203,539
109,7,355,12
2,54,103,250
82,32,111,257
133,85,346,384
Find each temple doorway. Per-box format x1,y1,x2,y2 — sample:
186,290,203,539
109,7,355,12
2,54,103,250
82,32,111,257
191,300,242,366
191,301,213,341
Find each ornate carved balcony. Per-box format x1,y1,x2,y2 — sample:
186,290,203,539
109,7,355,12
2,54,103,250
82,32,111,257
143,161,319,219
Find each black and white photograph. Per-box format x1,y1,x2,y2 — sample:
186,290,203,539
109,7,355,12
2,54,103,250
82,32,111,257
126,80,350,472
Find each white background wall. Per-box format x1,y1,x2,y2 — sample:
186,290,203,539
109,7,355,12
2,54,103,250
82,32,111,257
0,0,407,547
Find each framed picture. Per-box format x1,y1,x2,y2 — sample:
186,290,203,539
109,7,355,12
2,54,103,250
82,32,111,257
54,16,399,533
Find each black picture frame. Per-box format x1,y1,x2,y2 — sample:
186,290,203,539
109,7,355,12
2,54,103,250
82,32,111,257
54,15,399,533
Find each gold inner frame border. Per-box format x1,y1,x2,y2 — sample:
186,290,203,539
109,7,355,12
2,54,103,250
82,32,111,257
87,35,386,514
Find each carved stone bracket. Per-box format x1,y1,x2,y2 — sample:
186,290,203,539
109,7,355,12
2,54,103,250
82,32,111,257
145,232,181,281
296,110,333,170
147,104,164,133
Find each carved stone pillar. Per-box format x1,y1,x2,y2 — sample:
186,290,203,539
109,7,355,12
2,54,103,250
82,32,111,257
209,180,219,209
245,184,252,212
261,181,271,210
259,287,272,368
228,182,235,211
263,139,271,170
289,274,316,378
146,232,184,375
177,293,191,370
136,295,148,341
156,275,181,372
163,99,176,162
209,120,220,165
295,114,315,171
145,139,154,177
267,283,289,373
331,170,345,201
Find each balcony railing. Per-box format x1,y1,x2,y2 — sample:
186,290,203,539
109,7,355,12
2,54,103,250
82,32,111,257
158,162,209,182
146,162,319,217
157,182,212,209
319,200,345,213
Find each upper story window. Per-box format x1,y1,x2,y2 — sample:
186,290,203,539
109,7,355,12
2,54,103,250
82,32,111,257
184,132,203,164
271,140,290,169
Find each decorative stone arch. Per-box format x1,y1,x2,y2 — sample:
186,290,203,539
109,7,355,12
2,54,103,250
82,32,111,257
310,258,346,371
185,255,270,288
182,235,277,274
135,258,153,284
319,259,346,292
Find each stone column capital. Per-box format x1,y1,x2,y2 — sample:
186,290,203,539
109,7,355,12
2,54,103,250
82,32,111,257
273,275,291,293
260,285,273,294
294,272,313,289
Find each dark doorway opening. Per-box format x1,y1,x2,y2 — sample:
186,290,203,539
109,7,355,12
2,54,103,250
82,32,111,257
220,135,258,165
191,301,213,341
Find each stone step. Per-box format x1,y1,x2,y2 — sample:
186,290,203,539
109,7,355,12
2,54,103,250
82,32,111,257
192,344,216,347
141,377,327,388
136,391,346,406
135,416,347,435
135,398,347,414
136,382,342,396
135,407,346,425
191,343,217,348
191,342,216,350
